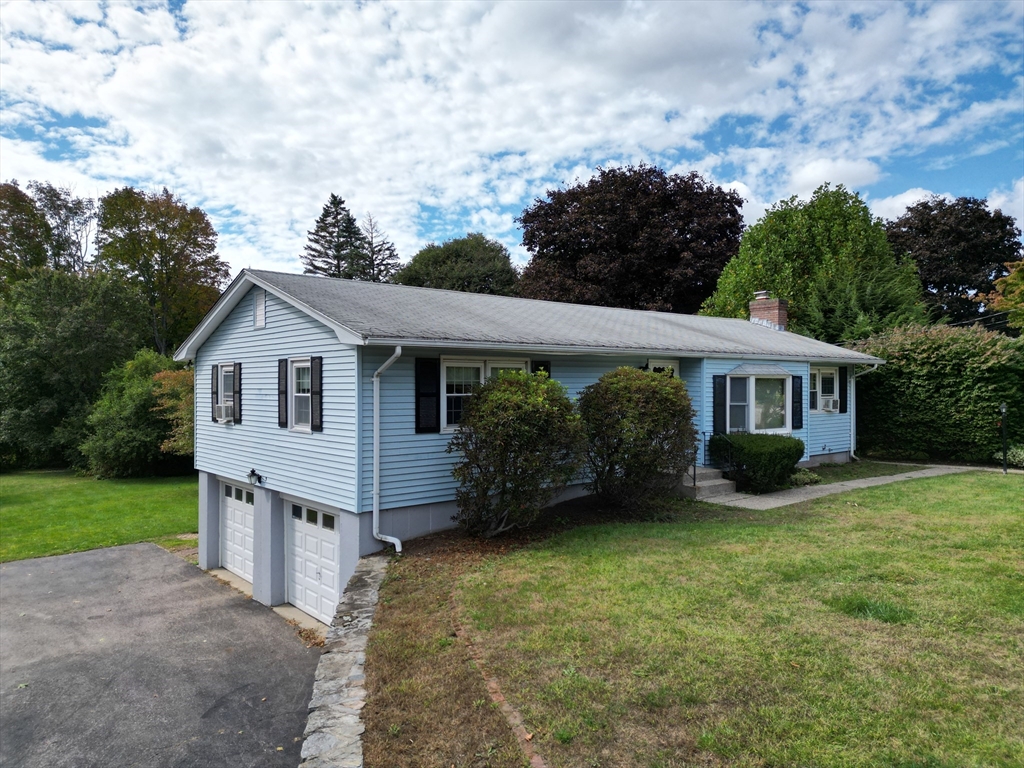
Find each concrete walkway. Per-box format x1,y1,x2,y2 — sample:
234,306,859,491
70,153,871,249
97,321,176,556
711,464,985,510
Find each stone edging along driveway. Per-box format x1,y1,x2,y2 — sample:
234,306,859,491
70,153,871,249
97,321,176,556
298,555,389,768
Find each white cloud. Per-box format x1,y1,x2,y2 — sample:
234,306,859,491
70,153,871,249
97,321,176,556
988,177,1024,230
867,188,951,222
0,0,1020,275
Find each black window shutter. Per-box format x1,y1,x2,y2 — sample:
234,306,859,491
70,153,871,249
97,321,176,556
211,365,219,422
278,359,288,428
415,358,441,434
531,360,551,375
232,362,242,423
712,375,726,435
839,366,849,414
311,356,323,432
791,375,803,431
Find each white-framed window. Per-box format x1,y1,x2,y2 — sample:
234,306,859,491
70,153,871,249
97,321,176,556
810,367,838,413
647,359,677,377
290,502,336,531
215,363,235,422
253,289,266,329
291,358,312,431
727,375,791,434
441,358,528,431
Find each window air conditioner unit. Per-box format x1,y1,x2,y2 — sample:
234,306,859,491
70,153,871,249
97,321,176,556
215,404,234,423
820,398,839,413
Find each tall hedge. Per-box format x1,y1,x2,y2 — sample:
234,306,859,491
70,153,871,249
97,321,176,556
852,325,1024,462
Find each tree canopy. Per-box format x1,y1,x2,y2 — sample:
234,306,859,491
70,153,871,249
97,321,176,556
1,181,50,289
0,269,149,468
392,232,519,295
885,196,1021,325
95,187,229,355
353,213,400,282
517,164,744,313
701,184,926,343
301,195,399,282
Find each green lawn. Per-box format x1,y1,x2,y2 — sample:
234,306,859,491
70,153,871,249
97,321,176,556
0,470,198,562
808,458,929,484
456,472,1024,767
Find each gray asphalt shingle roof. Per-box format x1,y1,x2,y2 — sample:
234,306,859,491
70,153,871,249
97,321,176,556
247,269,882,363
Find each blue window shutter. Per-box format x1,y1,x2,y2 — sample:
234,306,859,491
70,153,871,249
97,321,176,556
311,356,323,432
839,367,849,414
232,362,242,423
713,375,726,434
278,359,288,428
791,375,803,430
415,358,440,434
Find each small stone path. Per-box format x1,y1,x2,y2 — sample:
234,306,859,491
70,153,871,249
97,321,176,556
298,554,389,768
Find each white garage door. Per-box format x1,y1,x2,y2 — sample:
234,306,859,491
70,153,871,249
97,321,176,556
221,482,254,582
287,503,340,625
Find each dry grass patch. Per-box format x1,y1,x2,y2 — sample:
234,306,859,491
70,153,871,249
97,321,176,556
362,536,527,768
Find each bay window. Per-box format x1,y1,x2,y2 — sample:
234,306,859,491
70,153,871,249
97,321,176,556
727,375,791,434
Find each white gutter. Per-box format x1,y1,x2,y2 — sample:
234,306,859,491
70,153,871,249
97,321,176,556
850,363,882,460
373,346,404,553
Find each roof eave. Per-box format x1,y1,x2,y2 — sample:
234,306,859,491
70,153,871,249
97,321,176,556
173,270,365,362
361,337,884,364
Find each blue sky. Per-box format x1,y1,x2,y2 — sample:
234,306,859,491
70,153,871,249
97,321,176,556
2,0,1022,276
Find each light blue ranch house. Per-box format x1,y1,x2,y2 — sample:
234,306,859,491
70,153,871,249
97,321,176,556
174,271,883,624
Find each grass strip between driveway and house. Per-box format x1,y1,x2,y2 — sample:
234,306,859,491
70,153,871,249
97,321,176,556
364,471,1023,768
0,470,198,562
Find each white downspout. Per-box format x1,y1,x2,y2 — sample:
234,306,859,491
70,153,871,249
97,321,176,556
851,363,881,460
373,346,403,552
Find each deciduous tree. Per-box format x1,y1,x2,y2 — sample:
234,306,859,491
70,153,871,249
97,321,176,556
95,187,229,355
393,233,519,295
517,164,743,313
0,181,49,290
0,270,149,467
886,196,1021,323
27,181,95,272
702,184,926,343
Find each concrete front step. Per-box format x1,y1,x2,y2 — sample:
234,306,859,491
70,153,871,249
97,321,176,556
679,466,737,500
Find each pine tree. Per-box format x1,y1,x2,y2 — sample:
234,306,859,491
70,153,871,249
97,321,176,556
301,194,368,278
353,214,400,282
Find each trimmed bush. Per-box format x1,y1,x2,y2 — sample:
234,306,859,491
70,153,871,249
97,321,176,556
577,367,697,507
79,349,182,478
709,433,805,493
852,325,1024,462
448,370,583,538
993,444,1024,469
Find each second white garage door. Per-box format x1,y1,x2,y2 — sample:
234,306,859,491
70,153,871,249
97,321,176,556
286,502,341,625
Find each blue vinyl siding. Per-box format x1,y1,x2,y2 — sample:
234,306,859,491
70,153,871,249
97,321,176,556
677,358,703,463
700,359,812,462
360,350,659,512
808,365,853,456
195,287,359,512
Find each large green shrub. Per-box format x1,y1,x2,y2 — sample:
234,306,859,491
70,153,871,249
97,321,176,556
852,325,1024,462
79,349,183,478
448,370,583,537
709,433,806,493
577,367,697,507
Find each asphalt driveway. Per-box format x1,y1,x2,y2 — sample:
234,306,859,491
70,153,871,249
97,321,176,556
0,544,320,768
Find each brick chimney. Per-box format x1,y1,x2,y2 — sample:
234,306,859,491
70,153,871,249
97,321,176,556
749,290,788,331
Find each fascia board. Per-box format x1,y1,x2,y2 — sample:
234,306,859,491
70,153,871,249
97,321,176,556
361,337,884,364
174,271,365,361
